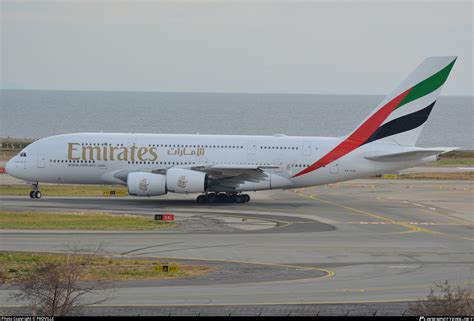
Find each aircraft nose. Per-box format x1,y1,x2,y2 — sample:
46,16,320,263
5,158,13,174
5,158,17,177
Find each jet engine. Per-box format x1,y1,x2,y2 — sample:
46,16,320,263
166,168,208,193
127,172,167,196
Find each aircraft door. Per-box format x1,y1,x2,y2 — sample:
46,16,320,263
302,142,312,156
247,141,257,155
330,162,339,174
128,138,137,148
37,153,46,168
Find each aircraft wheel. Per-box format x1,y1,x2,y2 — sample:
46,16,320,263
217,193,228,203
34,191,42,199
207,193,217,203
29,191,35,199
235,195,245,203
196,195,207,204
228,194,237,203
243,194,250,203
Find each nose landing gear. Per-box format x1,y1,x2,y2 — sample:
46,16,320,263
196,193,250,204
29,183,42,199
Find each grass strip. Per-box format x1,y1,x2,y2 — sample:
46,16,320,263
0,211,175,230
0,252,211,283
0,184,128,196
398,172,474,180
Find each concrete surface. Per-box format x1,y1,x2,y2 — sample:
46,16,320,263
0,178,473,315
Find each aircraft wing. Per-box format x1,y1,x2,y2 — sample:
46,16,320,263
112,164,279,189
364,147,458,162
191,164,279,189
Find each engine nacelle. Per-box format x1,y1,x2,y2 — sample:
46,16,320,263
127,172,167,196
166,168,208,193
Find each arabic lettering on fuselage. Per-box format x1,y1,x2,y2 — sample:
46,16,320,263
167,147,205,157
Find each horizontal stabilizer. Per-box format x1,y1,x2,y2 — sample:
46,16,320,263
364,147,458,162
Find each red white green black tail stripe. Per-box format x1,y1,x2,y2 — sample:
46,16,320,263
293,56,457,178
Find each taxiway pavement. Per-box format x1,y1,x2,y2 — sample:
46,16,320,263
1,178,473,310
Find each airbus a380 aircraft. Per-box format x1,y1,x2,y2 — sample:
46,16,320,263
6,56,457,203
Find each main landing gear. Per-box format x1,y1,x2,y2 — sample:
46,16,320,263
29,182,42,199
196,193,250,204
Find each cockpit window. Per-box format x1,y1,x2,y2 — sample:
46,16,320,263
20,152,27,157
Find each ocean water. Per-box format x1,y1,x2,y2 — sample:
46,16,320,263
1,90,473,149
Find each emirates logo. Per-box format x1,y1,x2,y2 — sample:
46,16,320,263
138,178,149,191
177,175,188,188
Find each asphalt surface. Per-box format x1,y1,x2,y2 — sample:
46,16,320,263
1,178,473,315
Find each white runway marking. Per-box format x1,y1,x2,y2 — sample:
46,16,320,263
412,203,425,208
347,221,459,226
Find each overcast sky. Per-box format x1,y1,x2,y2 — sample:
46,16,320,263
1,0,472,95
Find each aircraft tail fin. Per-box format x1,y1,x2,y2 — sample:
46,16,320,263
346,56,457,147
292,57,457,178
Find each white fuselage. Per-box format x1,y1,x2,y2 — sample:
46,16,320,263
6,132,435,192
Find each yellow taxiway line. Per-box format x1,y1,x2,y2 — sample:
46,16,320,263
293,188,472,241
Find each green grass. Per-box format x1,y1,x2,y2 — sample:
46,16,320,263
0,184,128,196
398,172,474,180
427,150,474,167
0,252,212,283
0,211,175,230
428,158,474,166
441,150,474,159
